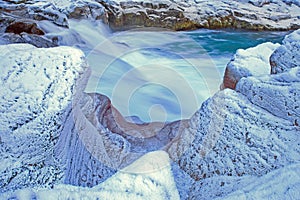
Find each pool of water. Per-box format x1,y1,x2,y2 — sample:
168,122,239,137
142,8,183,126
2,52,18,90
41,20,288,122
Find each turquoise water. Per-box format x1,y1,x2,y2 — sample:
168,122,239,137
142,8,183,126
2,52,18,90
66,21,287,122
186,29,287,57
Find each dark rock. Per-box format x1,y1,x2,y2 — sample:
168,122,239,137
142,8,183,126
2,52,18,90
5,21,45,35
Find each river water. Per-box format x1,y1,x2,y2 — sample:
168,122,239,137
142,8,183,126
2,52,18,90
40,20,287,122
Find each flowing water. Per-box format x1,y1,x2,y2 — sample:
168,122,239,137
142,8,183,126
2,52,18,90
40,20,288,122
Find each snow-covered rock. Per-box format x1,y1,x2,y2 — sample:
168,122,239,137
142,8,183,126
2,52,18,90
270,29,300,74
107,0,300,30
221,42,280,89
1,0,300,31
0,44,88,192
179,89,300,199
219,163,300,200
182,29,300,199
236,67,300,126
0,151,180,200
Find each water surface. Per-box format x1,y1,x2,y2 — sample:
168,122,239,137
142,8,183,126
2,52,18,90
42,20,287,122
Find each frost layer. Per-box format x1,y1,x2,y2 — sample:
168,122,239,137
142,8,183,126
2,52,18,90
0,44,88,192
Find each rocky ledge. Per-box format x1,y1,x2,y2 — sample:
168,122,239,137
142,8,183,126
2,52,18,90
107,0,300,31
0,0,300,34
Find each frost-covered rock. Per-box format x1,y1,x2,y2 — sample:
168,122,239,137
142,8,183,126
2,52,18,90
0,151,180,200
270,29,300,74
0,44,88,192
237,67,300,126
183,29,300,199
221,42,280,89
219,163,300,200
0,32,58,48
179,89,300,199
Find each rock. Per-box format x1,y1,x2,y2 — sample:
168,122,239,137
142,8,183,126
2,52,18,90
5,21,45,35
1,0,300,31
0,44,86,192
218,163,300,200
179,89,299,199
107,0,300,31
0,151,180,200
107,0,198,31
221,42,280,90
236,67,300,126
270,29,300,74
180,29,300,199
67,1,107,22
0,32,58,48
81,92,194,165
28,2,69,27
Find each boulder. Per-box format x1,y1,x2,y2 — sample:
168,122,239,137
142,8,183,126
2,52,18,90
221,42,279,89
185,29,300,199
0,44,116,192
179,89,299,199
